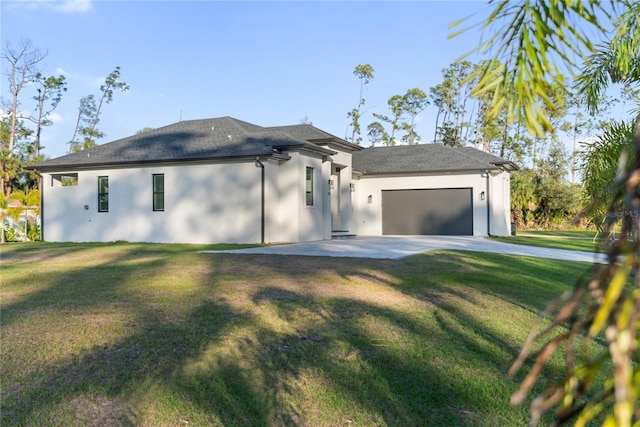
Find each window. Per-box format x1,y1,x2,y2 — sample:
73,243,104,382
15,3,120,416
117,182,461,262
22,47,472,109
305,167,314,206
98,176,109,212
153,174,164,211
51,173,78,187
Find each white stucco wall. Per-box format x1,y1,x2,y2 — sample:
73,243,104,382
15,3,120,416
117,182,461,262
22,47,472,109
275,151,326,242
40,150,511,243
270,147,357,242
351,171,512,237
42,161,267,244
488,170,511,236
41,151,336,244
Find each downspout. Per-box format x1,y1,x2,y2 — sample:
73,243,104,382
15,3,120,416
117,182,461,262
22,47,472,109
255,157,265,244
486,170,492,237
39,172,44,241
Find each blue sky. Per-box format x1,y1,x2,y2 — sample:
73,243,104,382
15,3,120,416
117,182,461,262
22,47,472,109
3,1,498,158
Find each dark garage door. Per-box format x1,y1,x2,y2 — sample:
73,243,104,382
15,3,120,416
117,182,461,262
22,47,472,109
382,188,473,235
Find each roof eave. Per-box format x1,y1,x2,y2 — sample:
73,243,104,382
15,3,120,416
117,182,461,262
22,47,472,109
277,143,337,156
492,161,519,171
27,152,292,172
310,137,363,151
354,166,504,176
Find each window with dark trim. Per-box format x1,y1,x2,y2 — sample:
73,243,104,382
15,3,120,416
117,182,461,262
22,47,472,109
98,176,109,212
153,174,164,211
305,167,314,206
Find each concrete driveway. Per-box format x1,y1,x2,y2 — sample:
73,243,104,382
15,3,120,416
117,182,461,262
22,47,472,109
206,236,606,263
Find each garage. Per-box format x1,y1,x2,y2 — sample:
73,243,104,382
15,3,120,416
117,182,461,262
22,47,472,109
381,188,473,235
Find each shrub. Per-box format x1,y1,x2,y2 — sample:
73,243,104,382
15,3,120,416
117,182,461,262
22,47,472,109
3,226,20,242
27,223,40,241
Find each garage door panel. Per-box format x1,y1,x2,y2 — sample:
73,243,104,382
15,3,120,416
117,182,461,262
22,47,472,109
382,188,473,235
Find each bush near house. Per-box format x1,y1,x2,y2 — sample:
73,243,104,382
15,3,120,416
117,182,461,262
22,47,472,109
511,169,583,230
1,190,41,242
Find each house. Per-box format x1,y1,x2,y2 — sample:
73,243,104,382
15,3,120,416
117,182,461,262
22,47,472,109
29,116,517,244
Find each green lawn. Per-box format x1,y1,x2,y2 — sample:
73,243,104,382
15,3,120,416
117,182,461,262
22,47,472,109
492,230,605,253
1,242,605,426
515,230,601,238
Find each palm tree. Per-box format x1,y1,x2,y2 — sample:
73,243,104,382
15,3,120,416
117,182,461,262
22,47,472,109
460,1,640,425
581,120,636,231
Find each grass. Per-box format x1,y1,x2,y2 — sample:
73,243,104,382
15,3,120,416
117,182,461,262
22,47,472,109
492,230,605,253
515,230,600,238
1,242,605,426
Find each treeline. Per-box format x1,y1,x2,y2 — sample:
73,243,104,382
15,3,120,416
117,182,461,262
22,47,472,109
0,39,128,241
344,61,638,229
1,39,128,198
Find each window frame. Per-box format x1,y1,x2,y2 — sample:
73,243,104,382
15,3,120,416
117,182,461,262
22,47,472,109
305,167,314,206
51,173,78,187
152,173,165,212
97,176,109,212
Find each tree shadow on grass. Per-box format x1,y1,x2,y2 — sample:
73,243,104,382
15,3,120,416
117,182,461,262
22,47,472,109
2,244,258,425
2,298,257,425
1,245,595,426
394,251,594,315
1,246,170,328
239,285,527,425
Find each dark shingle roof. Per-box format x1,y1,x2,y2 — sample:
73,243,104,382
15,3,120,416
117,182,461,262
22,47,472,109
31,116,517,174
267,124,360,149
352,144,518,175
459,147,518,170
30,117,339,170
